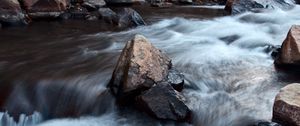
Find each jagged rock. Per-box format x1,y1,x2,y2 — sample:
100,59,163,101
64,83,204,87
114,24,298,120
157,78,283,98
225,0,294,14
114,8,146,28
98,8,118,25
0,0,28,26
110,35,171,100
136,83,191,121
25,0,69,19
273,83,300,126
109,35,184,102
275,25,300,67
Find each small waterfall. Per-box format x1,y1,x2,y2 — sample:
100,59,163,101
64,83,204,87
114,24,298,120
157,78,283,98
0,112,42,126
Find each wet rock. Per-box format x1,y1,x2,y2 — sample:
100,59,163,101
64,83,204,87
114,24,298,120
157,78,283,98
98,8,118,25
136,83,191,121
0,0,28,26
114,8,146,28
225,0,294,14
167,68,184,92
273,83,300,126
82,0,106,11
26,0,69,19
255,121,281,126
109,35,171,101
275,25,300,67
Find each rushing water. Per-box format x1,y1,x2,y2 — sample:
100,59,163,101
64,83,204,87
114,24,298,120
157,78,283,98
1,3,300,126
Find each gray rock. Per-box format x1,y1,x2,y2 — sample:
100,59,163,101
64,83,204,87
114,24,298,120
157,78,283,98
136,83,191,121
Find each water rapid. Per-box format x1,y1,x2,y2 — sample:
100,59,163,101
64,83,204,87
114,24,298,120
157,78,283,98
1,4,300,126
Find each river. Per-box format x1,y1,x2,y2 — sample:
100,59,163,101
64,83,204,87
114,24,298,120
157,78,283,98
0,4,300,126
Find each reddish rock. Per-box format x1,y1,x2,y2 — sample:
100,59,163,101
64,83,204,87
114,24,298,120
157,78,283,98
273,83,300,126
225,0,293,14
109,35,183,102
25,0,69,19
136,83,191,121
194,0,227,5
0,0,27,26
110,35,171,99
275,25,300,67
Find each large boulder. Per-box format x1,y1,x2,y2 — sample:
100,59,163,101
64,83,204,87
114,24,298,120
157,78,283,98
275,25,300,67
114,8,146,28
109,35,183,102
136,83,191,121
225,0,294,14
0,0,28,26
24,0,69,19
273,83,300,126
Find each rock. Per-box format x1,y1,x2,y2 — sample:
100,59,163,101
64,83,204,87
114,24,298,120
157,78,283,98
151,2,173,7
98,8,118,25
25,0,69,19
0,0,28,26
225,0,294,14
136,83,191,121
273,83,300,126
66,3,89,19
255,121,281,126
105,0,146,5
110,35,171,101
167,68,184,92
114,8,146,28
194,0,227,5
275,25,300,67
82,0,106,11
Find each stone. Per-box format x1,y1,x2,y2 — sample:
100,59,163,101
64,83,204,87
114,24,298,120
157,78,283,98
167,68,184,92
98,8,118,25
225,0,294,14
114,8,146,28
82,0,106,11
25,0,69,19
151,2,173,7
275,25,300,66
273,83,300,126
194,0,227,5
136,83,191,121
0,0,28,26
109,35,171,101
255,121,281,126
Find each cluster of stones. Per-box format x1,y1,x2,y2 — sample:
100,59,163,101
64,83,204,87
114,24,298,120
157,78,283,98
109,35,191,121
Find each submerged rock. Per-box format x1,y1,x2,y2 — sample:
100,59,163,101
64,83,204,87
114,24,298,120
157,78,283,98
0,0,28,26
136,83,191,121
26,0,69,19
225,0,294,14
110,35,171,100
255,121,281,126
273,83,300,126
275,25,300,67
